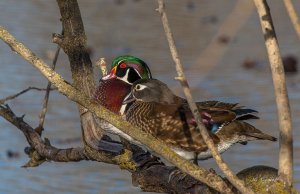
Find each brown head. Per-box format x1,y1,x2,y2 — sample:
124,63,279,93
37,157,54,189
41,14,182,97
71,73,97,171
123,79,184,105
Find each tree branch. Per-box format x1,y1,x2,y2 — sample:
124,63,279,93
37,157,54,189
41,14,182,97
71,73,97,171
0,87,56,104
56,0,104,150
0,25,231,194
36,38,61,135
0,104,89,165
1,103,219,194
0,103,138,167
253,0,293,190
283,0,300,40
156,1,254,194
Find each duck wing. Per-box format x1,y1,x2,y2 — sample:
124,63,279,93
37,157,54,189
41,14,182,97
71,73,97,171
151,103,220,152
196,100,259,121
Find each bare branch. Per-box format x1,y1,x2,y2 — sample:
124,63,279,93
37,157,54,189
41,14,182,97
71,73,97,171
0,103,127,166
156,1,254,194
0,26,231,193
0,87,56,104
0,104,89,164
36,37,61,134
253,0,293,190
1,103,218,193
56,0,104,151
283,0,300,40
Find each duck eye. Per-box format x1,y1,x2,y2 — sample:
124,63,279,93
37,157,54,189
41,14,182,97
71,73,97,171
136,84,141,90
119,63,127,69
135,84,147,91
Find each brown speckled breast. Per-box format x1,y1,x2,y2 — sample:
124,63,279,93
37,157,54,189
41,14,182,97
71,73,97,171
93,78,131,114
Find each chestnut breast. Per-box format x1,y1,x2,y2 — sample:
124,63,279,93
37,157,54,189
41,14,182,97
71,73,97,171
94,78,131,114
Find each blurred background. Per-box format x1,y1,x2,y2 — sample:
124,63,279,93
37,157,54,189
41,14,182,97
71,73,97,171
0,0,299,193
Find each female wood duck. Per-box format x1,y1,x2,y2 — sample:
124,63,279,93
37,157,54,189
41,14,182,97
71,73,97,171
93,55,152,138
122,79,277,160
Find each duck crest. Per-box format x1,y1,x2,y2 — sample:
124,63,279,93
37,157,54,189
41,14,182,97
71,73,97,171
112,55,152,80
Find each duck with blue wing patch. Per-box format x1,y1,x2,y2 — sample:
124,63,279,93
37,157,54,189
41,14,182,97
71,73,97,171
122,79,277,162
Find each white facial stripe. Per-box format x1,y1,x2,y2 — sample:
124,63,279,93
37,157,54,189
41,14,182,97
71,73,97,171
117,68,132,85
134,68,142,78
117,60,124,65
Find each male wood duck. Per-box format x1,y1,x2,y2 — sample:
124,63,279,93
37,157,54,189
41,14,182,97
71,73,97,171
94,55,152,114
93,55,152,137
122,79,277,160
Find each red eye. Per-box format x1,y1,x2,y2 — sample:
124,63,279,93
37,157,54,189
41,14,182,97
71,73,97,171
120,63,127,68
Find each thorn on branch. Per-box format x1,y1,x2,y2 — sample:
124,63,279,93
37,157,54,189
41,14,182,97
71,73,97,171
174,76,184,81
52,33,64,47
156,1,164,15
17,114,25,121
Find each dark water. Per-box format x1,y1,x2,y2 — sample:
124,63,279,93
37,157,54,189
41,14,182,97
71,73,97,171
0,0,299,193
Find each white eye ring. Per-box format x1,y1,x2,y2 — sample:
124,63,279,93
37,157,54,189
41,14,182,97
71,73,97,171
135,84,147,91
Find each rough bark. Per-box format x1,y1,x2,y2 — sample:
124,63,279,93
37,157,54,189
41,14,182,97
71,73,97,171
253,0,293,190
55,0,104,150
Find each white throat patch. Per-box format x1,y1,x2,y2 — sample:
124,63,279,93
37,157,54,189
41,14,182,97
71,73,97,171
117,69,131,84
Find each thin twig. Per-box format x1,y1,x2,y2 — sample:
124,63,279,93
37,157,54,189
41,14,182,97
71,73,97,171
156,1,255,194
96,57,108,77
253,0,293,190
0,25,230,194
283,0,300,40
36,42,61,134
0,87,56,104
0,104,89,164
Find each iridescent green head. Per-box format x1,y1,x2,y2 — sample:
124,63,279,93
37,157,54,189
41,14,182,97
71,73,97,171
102,55,152,84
